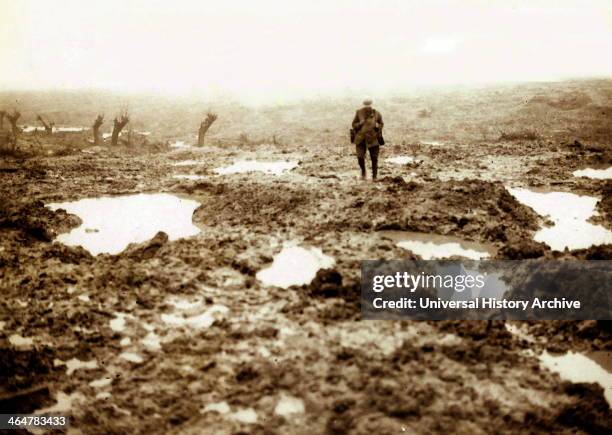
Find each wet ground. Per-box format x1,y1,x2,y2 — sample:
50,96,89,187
0,135,611,433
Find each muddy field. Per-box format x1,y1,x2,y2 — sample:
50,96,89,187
1,84,611,434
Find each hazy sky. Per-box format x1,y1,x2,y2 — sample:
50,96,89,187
1,0,611,102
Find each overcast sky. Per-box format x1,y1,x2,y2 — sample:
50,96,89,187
1,0,611,102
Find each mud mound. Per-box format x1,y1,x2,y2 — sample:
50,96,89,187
498,238,549,259
308,268,344,298
522,321,611,352
555,382,612,433
189,176,541,256
498,130,541,141
193,181,314,229
0,384,53,415
596,181,612,227
375,180,540,249
0,347,55,395
0,199,80,241
569,244,612,260
529,93,593,111
124,231,169,260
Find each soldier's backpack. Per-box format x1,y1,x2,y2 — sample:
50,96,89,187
361,109,377,135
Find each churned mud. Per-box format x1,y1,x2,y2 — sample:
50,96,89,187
1,129,610,433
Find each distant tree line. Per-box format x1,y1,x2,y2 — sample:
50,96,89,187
0,106,218,150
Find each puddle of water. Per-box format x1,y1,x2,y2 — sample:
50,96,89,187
421,140,443,146
47,193,201,255
573,167,612,180
386,156,419,165
142,332,162,351
173,160,200,166
110,313,128,332
202,401,231,414
173,174,206,181
22,125,40,133
170,141,189,148
228,408,258,424
119,352,144,364
21,125,84,133
380,231,494,260
539,351,612,407
56,127,86,132
89,377,112,388
256,245,335,288
24,126,88,133
9,334,34,348
161,305,229,329
168,297,202,311
214,160,298,176
274,394,305,417
508,188,612,251
65,358,98,376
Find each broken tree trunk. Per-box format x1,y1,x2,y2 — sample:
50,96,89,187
111,112,129,146
92,115,104,146
36,114,54,135
7,110,21,150
197,112,218,146
0,110,5,130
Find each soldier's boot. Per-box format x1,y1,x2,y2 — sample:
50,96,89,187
358,157,366,179
371,155,378,180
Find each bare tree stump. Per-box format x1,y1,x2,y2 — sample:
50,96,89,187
92,115,104,146
7,110,21,150
36,114,54,135
111,112,129,146
197,112,218,146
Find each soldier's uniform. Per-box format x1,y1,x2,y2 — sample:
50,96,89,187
352,100,383,179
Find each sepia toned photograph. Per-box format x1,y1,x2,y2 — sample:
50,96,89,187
0,1,610,433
